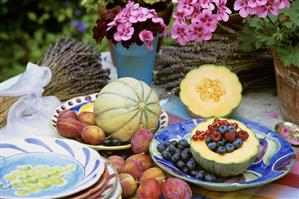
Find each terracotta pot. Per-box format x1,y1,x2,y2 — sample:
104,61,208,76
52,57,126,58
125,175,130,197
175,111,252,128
272,48,299,124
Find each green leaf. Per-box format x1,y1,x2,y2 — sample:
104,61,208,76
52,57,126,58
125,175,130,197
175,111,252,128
276,44,299,67
28,12,37,21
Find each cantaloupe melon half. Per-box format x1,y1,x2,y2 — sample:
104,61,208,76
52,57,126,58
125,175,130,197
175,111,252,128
180,65,242,118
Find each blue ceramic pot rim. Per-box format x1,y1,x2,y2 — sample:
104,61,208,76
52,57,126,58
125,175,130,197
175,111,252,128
113,35,159,56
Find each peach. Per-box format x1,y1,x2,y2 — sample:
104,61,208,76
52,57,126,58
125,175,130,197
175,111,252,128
162,178,192,199
120,159,143,180
78,111,96,125
140,167,166,184
107,155,125,173
58,110,79,120
131,128,153,154
126,154,154,170
119,173,137,198
57,117,83,138
137,179,161,199
81,125,105,145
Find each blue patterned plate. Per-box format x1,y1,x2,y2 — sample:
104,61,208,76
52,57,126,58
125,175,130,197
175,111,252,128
149,117,296,191
51,93,169,151
0,137,105,198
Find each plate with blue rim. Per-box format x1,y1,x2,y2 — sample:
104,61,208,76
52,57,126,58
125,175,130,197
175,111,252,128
0,137,105,198
149,117,296,191
51,93,169,151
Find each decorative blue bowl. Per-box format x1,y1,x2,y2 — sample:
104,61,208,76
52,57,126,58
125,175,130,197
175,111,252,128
149,117,296,191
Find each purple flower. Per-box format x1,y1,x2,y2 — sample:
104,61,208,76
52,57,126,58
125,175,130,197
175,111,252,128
277,0,290,9
281,127,290,137
177,0,195,16
113,22,134,41
72,19,85,33
189,22,212,42
215,0,232,21
130,7,149,23
139,30,154,50
171,22,190,45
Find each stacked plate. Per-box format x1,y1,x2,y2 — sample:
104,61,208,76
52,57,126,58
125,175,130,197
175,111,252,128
0,137,121,199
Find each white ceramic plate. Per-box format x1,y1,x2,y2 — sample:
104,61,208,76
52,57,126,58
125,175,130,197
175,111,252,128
0,137,105,199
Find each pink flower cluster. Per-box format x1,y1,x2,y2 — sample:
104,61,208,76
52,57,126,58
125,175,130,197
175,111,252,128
171,0,290,45
171,0,232,45
234,0,290,18
107,1,167,50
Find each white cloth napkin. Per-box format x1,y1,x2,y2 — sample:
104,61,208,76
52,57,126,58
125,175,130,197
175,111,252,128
0,62,61,139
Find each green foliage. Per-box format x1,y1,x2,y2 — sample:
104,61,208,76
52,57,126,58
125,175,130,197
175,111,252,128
0,0,108,82
238,0,299,67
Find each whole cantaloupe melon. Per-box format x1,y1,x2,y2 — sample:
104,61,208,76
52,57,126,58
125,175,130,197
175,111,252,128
94,77,161,142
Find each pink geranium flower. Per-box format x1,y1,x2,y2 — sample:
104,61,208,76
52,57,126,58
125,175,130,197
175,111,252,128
114,22,134,41
173,11,186,24
139,30,154,50
177,0,195,16
256,3,279,18
234,0,252,17
189,22,212,41
277,0,291,9
215,0,232,21
130,7,149,23
200,0,216,10
196,9,218,32
171,22,190,45
248,0,268,8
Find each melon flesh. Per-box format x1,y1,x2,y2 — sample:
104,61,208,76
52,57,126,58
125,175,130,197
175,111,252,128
180,65,242,118
190,118,259,177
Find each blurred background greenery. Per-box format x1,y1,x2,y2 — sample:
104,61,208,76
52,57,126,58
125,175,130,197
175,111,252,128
0,0,110,82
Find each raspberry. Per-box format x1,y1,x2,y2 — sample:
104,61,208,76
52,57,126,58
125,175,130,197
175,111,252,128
214,118,220,123
192,134,199,140
195,130,201,135
199,134,205,140
232,123,238,129
208,125,214,130
237,130,249,141
210,131,222,142
224,132,236,142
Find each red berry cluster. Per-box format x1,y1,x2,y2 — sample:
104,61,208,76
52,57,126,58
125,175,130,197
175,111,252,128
192,118,249,142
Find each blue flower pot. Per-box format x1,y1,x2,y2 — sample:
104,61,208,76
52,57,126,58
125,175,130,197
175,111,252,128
113,37,158,86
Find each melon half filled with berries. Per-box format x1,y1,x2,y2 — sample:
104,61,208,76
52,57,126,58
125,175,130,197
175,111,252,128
190,118,259,177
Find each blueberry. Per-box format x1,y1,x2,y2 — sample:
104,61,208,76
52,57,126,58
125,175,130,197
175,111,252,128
161,151,171,160
204,173,216,182
171,153,181,163
178,139,189,148
182,167,189,173
170,140,178,147
190,170,198,176
233,138,243,149
228,126,236,132
195,170,206,179
205,137,212,144
175,148,182,154
208,142,217,150
103,138,112,146
180,150,191,162
217,141,225,147
225,143,234,152
217,146,226,154
166,145,176,155
186,159,196,170
176,160,185,169
111,137,122,146
157,144,165,153
164,141,171,147
218,125,228,134
177,144,185,149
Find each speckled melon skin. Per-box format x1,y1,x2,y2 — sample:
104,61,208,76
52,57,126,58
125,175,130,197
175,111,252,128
94,77,161,142
190,118,259,177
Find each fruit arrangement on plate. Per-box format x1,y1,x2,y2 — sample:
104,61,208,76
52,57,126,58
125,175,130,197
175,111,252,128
52,77,168,150
149,117,296,191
